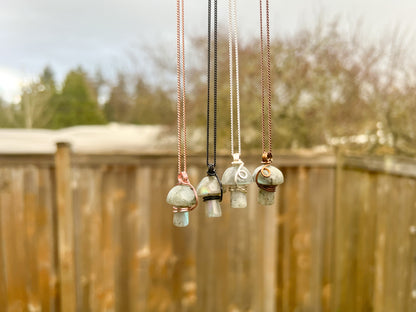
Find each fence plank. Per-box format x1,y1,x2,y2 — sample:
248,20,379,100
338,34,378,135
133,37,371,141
2,168,28,311
381,176,415,312
408,179,416,312
354,172,377,312
0,169,8,310
334,169,371,311
308,168,335,312
147,164,176,311
278,167,300,311
128,166,151,311
92,165,117,311
226,183,251,312
23,166,41,311
55,142,77,312
195,167,229,312
373,174,389,312
0,152,415,311
37,166,59,312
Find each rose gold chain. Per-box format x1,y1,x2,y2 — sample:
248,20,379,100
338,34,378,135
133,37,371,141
176,0,188,175
259,0,272,159
266,0,272,155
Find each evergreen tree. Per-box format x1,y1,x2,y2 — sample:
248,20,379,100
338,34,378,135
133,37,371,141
104,73,132,123
132,78,175,125
48,68,106,128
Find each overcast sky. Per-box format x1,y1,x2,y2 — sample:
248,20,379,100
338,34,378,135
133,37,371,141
1,0,416,102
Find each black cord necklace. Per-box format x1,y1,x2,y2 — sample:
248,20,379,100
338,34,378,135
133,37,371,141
197,0,223,218
206,0,218,170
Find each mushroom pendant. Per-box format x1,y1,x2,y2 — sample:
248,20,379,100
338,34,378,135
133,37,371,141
253,153,284,206
196,165,223,218
222,153,252,208
166,172,198,227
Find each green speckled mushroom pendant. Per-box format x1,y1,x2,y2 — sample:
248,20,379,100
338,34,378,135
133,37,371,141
166,0,198,227
167,172,198,227
253,153,284,206
254,0,284,205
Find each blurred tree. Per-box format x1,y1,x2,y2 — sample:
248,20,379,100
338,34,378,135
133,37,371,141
182,20,415,155
6,66,57,128
0,97,12,127
40,66,56,91
104,73,132,123
93,68,106,96
2,19,415,156
132,78,175,125
48,67,106,128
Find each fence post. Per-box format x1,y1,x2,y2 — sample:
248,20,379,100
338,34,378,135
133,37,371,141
331,148,343,311
55,142,76,312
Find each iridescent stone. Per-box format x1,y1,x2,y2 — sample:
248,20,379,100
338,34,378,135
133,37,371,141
166,184,197,227
222,162,252,208
173,211,189,227
196,176,221,196
197,175,222,218
205,199,222,217
253,164,284,206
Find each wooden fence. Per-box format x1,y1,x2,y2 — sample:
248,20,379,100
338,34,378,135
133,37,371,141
0,143,415,312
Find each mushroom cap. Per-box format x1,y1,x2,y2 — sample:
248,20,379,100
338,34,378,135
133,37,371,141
166,184,197,207
196,175,221,197
253,165,284,186
221,164,252,186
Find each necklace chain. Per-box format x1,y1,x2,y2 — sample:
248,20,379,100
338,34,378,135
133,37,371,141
228,0,241,157
259,0,273,158
206,0,218,167
176,0,187,174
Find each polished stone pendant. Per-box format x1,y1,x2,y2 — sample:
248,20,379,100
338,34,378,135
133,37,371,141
166,172,198,227
253,154,284,206
222,153,252,208
196,173,222,218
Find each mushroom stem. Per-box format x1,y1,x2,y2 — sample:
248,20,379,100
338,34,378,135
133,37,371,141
257,189,275,206
230,190,248,208
173,211,189,227
205,200,222,217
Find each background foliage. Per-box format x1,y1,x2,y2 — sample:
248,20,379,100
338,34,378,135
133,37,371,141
1,20,415,155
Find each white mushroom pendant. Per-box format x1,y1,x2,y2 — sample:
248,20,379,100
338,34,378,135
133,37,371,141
221,153,252,208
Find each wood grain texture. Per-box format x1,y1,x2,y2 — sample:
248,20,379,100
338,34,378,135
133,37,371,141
55,143,77,312
0,152,414,311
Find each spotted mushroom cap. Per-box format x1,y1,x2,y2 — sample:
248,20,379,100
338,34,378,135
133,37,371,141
196,175,221,197
253,165,284,186
221,164,252,186
166,184,197,207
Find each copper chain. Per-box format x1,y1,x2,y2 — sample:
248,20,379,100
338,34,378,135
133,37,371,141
176,0,187,175
259,0,272,159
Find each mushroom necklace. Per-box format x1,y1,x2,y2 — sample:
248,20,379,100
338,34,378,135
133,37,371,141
253,0,284,205
196,0,223,218
221,0,252,208
166,0,198,227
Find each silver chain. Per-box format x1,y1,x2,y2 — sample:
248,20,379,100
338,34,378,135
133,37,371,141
228,0,241,157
